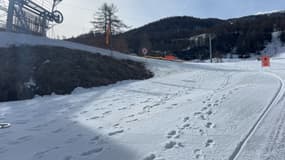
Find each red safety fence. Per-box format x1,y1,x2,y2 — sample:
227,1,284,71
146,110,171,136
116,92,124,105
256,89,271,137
164,55,176,61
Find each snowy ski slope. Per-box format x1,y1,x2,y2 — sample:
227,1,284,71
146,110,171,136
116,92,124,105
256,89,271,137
0,32,285,160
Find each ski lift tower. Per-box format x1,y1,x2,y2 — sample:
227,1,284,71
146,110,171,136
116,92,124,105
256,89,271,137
0,0,8,28
6,0,63,36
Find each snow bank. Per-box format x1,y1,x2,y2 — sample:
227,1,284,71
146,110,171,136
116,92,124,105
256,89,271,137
0,31,127,59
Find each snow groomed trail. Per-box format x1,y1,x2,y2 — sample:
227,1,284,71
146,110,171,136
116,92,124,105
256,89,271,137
236,61,285,160
230,72,285,160
1,32,285,160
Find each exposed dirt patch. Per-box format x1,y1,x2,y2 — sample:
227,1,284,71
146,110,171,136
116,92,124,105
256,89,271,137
0,45,153,102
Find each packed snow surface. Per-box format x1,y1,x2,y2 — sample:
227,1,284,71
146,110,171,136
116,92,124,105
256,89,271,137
1,32,285,160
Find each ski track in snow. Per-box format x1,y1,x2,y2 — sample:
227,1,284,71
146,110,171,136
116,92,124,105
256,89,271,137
236,70,285,160
231,72,285,160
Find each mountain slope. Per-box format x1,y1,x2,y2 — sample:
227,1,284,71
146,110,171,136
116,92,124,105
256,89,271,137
70,12,285,60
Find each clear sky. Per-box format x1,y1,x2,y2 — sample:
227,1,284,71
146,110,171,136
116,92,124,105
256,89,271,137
50,0,285,38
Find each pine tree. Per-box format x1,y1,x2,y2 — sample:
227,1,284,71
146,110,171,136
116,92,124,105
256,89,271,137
91,3,128,35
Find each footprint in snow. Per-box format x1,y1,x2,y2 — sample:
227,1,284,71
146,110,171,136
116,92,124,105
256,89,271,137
113,123,120,127
89,136,100,144
143,106,152,112
126,119,138,123
194,149,205,160
140,99,151,104
52,128,64,134
166,130,177,139
34,146,60,159
173,134,180,139
80,147,103,156
164,138,184,149
80,111,88,115
199,115,208,121
194,149,202,154
94,107,107,111
164,141,177,150
98,126,104,130
102,111,112,115
128,114,135,118
205,122,216,129
182,123,191,129
194,112,202,116
205,110,213,116
120,114,136,121
118,107,128,111
205,139,215,148
143,153,156,160
177,142,185,148
199,129,206,136
108,129,124,136
89,116,101,120
183,116,190,122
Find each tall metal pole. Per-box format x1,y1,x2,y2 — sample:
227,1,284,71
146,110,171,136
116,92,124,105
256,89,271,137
6,0,15,32
209,34,213,63
108,23,113,57
41,13,47,36
110,33,113,57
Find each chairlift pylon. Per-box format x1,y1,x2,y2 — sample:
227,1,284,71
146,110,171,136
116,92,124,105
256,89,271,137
6,0,64,36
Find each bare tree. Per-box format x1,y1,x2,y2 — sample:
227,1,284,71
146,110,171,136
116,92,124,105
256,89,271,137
91,3,128,35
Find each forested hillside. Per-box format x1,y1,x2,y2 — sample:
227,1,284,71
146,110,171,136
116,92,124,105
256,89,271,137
69,12,285,60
